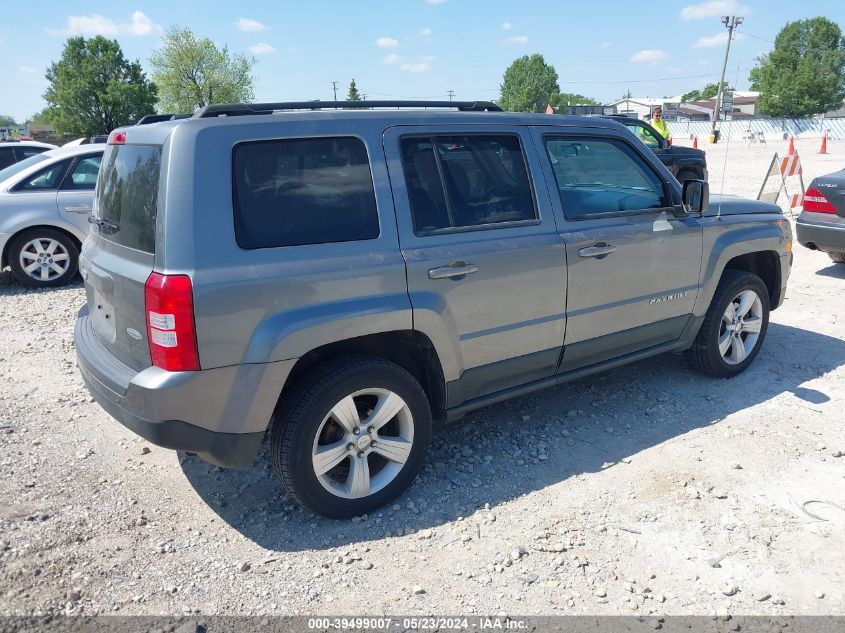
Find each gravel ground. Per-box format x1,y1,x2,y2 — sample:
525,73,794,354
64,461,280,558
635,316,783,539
1,140,843,618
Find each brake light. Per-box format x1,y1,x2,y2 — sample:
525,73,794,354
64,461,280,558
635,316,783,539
144,273,200,371
108,130,126,145
803,187,836,214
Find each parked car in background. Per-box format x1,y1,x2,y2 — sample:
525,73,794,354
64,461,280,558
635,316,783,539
74,101,791,518
0,144,104,287
64,135,110,147
796,168,845,264
0,140,57,170
599,115,708,184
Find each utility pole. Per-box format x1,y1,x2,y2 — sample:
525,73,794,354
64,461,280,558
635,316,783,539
446,89,455,102
331,81,338,101
710,15,743,140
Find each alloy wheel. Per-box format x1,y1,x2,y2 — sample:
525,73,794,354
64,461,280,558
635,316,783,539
719,289,763,365
311,388,414,499
18,238,71,283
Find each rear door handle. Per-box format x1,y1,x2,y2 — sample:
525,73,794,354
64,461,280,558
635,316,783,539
578,243,617,258
428,262,479,280
64,205,92,214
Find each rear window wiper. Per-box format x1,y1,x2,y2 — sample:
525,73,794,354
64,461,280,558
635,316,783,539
88,215,120,235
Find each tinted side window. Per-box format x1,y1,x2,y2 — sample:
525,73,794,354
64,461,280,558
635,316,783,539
626,124,660,148
0,148,16,169
401,135,536,233
62,154,102,191
15,159,70,191
17,146,49,160
544,137,668,219
233,137,379,249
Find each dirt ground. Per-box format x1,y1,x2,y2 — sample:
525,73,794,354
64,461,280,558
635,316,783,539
0,139,843,618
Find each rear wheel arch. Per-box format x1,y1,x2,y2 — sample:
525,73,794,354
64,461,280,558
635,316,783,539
2,223,82,270
277,330,447,422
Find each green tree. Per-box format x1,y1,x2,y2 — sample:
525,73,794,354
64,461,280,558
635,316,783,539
43,36,157,136
555,92,600,108
0,115,20,127
150,26,256,112
347,78,361,101
682,81,732,102
750,17,845,117
26,110,51,126
499,54,560,113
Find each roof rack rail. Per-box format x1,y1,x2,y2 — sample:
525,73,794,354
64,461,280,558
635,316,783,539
193,100,502,118
136,113,192,125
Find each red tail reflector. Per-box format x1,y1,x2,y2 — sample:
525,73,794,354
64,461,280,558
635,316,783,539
144,273,200,371
803,187,836,214
108,130,126,145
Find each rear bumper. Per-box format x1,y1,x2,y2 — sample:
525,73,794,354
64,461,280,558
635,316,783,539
796,215,845,254
75,307,296,468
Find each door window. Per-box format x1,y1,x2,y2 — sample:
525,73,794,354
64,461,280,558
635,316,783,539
13,159,70,191
544,136,668,219
626,123,661,148
401,134,537,233
61,154,102,190
0,148,16,170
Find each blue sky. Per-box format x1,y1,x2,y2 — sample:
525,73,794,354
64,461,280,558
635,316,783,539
1,0,843,121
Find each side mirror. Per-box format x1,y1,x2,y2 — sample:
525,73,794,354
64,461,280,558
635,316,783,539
682,179,709,215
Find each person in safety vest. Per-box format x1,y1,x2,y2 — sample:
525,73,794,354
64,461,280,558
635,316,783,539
649,106,670,139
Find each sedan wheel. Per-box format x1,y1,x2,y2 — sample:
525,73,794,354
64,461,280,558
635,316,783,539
18,238,71,284
8,228,79,288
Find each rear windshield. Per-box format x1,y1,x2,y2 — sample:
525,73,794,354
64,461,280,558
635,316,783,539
95,144,162,253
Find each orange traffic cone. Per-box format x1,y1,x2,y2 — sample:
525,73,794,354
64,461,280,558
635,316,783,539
692,136,698,149
788,136,795,155
819,132,828,154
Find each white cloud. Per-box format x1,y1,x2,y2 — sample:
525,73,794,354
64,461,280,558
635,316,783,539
501,22,512,30
630,49,668,63
420,27,432,36
19,66,39,75
681,0,750,20
426,0,447,4
47,11,162,36
502,35,528,45
376,36,399,48
400,62,431,72
600,41,612,48
383,53,401,64
249,42,276,55
692,31,746,47
234,17,269,32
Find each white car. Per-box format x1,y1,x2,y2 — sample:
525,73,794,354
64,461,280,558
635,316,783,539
0,140,57,170
0,144,105,287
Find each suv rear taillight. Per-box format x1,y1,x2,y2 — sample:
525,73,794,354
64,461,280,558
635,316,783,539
803,187,836,214
144,272,200,371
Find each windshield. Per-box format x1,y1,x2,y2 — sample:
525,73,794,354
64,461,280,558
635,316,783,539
0,152,50,185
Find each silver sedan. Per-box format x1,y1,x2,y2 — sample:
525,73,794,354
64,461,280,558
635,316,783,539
0,144,105,287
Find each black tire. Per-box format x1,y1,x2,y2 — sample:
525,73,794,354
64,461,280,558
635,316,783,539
8,228,79,288
686,270,770,378
676,169,702,184
271,355,432,519
829,252,845,264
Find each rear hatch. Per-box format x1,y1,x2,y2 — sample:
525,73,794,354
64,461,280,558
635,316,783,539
82,142,162,372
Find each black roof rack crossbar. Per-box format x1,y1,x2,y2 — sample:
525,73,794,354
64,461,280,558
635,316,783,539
136,113,192,125
193,100,502,118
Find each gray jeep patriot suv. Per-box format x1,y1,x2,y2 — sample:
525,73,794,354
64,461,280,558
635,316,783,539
75,101,792,518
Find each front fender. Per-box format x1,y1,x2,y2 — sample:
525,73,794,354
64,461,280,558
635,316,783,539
694,216,790,315
243,294,413,364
